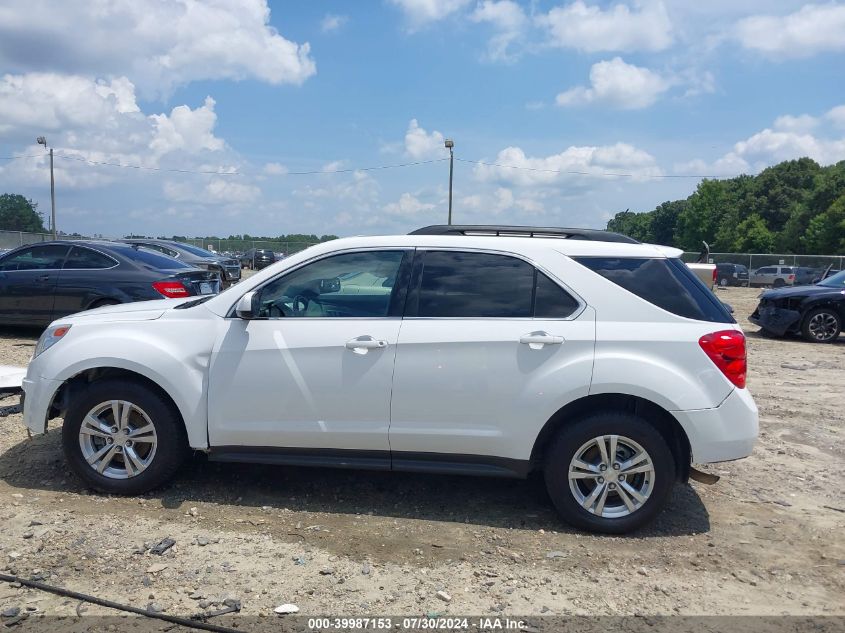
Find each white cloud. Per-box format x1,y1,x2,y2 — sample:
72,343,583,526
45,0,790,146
537,1,673,53
404,119,448,159
383,192,436,217
773,114,819,134
262,162,289,175
469,0,528,61
827,105,845,129
0,0,316,98
164,178,260,205
474,143,663,187
555,58,670,110
735,3,845,58
676,104,845,177
388,0,472,28
150,97,225,157
321,14,349,33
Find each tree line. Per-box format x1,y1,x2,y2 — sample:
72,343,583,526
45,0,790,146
606,158,845,254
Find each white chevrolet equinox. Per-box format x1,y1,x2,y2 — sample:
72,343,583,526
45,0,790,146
21,226,758,533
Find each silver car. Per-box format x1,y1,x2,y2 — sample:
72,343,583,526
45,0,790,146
750,265,795,288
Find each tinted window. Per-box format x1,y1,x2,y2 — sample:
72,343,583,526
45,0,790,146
416,251,534,318
124,247,192,269
0,244,70,271
144,243,179,257
534,272,579,318
781,267,794,274
257,250,406,318
575,257,733,323
64,246,116,269
758,267,775,274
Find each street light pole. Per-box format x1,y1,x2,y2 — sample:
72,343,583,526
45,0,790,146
36,136,56,239
444,139,454,225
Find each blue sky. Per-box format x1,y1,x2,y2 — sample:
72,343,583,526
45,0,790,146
1,0,844,238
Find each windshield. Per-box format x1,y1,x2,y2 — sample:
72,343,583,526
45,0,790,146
174,242,218,258
818,270,845,288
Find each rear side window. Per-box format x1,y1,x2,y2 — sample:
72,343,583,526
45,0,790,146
64,246,116,269
412,251,579,319
575,257,733,323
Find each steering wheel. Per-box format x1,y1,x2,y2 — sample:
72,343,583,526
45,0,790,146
291,294,310,316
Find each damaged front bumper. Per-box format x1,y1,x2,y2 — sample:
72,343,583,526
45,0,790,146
749,304,801,335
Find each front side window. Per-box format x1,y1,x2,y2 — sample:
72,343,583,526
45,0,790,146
0,244,70,271
63,246,116,269
256,250,407,318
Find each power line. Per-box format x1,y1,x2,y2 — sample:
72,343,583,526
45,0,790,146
0,154,42,160
455,157,727,179
285,158,448,175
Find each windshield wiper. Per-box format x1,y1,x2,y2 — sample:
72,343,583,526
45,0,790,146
174,296,213,309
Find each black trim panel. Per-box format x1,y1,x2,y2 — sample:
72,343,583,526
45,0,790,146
208,446,531,478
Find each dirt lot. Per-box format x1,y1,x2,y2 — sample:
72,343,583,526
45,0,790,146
0,287,842,624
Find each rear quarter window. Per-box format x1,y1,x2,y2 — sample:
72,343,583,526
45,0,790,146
574,257,734,323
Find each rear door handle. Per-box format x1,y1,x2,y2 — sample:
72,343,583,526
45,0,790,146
520,331,564,349
345,336,388,354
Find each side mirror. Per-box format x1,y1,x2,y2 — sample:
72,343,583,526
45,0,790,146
236,291,258,319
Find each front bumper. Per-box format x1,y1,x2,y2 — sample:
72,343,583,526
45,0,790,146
21,376,61,436
673,387,758,463
749,304,801,335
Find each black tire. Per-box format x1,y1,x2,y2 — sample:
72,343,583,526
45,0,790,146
543,411,676,534
801,307,842,343
62,379,187,495
773,278,785,288
719,277,728,287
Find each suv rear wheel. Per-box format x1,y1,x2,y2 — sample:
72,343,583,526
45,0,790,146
62,379,187,495
544,412,676,533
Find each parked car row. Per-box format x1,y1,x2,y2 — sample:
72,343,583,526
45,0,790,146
0,240,225,326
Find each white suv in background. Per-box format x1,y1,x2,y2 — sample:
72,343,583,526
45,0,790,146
21,225,758,533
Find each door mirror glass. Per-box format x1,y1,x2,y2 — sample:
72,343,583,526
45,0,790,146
236,291,258,319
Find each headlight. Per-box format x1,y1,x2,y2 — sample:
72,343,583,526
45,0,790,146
33,324,72,359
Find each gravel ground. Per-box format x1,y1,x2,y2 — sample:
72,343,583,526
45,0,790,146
0,286,842,624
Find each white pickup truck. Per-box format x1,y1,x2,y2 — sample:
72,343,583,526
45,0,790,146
686,242,716,290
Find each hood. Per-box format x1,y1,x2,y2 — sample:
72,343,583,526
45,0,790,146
761,284,845,300
62,298,187,323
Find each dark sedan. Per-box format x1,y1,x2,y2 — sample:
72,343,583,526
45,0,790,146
240,248,276,270
119,239,241,286
749,270,845,343
0,241,221,327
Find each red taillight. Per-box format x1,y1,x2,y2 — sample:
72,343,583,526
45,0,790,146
152,281,189,298
712,268,717,283
788,275,795,281
699,330,747,388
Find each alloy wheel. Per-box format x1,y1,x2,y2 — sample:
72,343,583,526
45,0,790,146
808,312,839,342
78,400,158,479
568,435,655,518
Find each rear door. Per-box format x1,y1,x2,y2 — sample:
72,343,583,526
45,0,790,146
53,245,120,317
0,244,71,324
389,249,595,464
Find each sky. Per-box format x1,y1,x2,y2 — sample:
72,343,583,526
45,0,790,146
1,0,844,238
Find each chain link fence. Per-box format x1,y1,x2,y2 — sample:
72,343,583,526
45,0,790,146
682,251,844,272
0,230,319,257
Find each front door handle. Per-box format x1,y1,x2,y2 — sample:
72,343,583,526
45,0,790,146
520,331,564,349
345,336,388,354
36,274,50,283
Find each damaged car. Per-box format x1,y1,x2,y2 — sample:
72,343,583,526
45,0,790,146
749,269,845,343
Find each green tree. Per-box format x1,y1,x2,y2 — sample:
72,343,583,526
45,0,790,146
802,195,845,254
0,194,46,232
731,214,776,252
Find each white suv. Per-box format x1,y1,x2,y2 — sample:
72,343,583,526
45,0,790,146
21,225,758,533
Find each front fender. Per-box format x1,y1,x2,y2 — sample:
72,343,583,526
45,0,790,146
35,320,214,449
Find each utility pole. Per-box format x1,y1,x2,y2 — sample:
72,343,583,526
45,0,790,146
36,136,56,239
444,139,454,225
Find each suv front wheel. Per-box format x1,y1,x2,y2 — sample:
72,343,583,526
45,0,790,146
544,412,676,533
62,379,187,495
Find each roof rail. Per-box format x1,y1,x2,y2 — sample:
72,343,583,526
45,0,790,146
409,224,639,244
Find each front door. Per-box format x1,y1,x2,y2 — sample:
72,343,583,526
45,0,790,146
0,244,71,325
207,249,412,452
